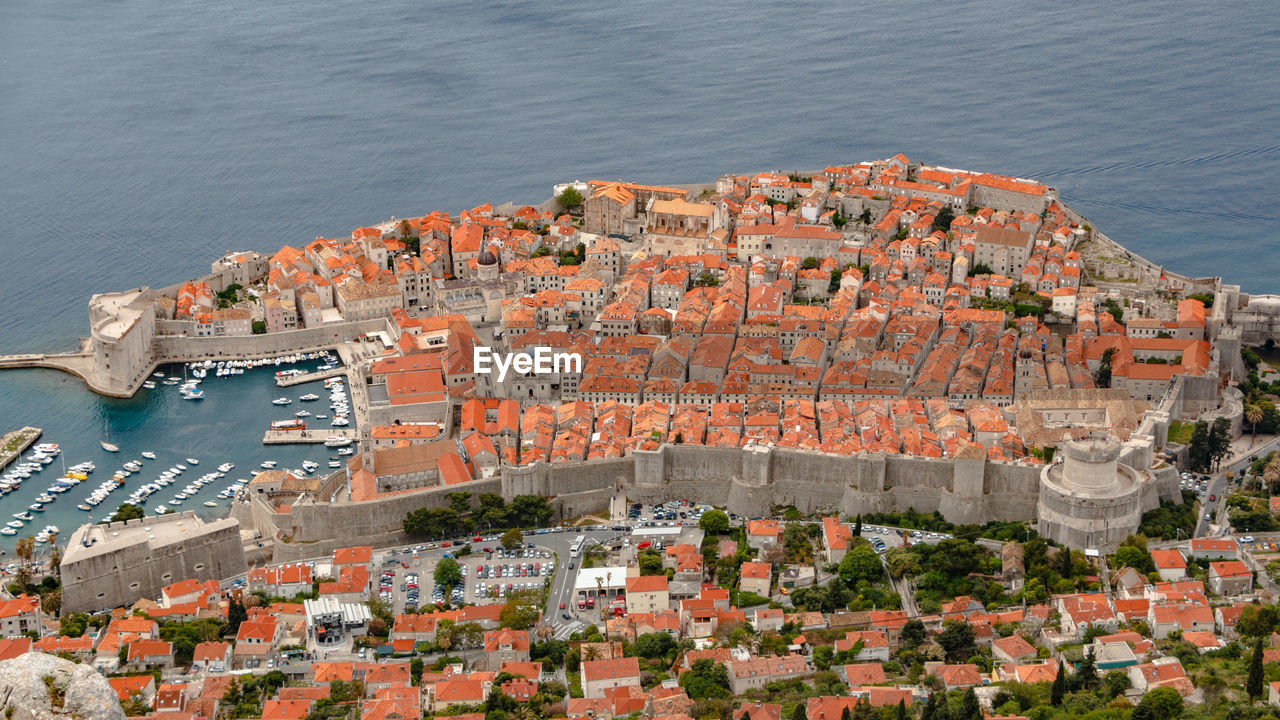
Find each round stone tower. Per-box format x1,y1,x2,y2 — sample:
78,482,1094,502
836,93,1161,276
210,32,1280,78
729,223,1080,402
1037,434,1145,551
477,244,499,282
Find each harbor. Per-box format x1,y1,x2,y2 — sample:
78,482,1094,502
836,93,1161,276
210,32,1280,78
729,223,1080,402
0,351,354,552
275,366,346,387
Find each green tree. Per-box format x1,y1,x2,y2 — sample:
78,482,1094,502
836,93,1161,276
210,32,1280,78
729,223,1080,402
1238,603,1280,638
932,207,955,233
1050,660,1066,706
434,558,462,590
499,589,543,631
252,320,266,334
501,528,524,550
801,257,820,270
225,597,248,636
1188,420,1212,472
1077,650,1099,690
678,658,731,699
105,503,145,523
959,687,981,720
633,632,676,659
900,619,926,649
1136,686,1183,720
838,545,883,585
937,619,977,662
557,187,584,213
1248,637,1264,702
1210,417,1232,470
1094,347,1116,389
699,510,730,535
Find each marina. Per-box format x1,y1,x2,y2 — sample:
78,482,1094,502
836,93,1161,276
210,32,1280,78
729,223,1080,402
263,428,359,445
0,351,350,552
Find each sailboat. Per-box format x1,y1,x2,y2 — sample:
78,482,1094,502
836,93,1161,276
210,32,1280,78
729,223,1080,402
101,427,119,453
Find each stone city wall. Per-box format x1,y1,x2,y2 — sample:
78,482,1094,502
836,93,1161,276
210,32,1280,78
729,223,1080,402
152,318,389,365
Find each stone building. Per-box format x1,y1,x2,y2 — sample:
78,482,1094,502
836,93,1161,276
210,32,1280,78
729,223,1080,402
60,512,245,613
89,289,156,394
1037,436,1145,551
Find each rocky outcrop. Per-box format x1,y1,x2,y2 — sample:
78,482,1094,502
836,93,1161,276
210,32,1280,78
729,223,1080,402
0,652,125,720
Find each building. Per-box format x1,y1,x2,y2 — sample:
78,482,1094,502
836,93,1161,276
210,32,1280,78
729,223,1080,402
60,511,245,613
1208,561,1253,596
739,562,772,597
1037,436,1145,551
624,576,671,615
582,657,642,698
0,596,42,638
1151,549,1188,581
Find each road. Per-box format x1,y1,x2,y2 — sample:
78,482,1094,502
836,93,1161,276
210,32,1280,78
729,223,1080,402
1194,435,1280,537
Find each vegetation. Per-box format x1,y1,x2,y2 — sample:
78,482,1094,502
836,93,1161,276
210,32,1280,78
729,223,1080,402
402,492,553,539
556,186,584,213
1138,490,1198,540
103,502,145,523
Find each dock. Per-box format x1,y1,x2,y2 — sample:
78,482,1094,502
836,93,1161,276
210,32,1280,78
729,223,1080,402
0,426,43,471
276,367,346,387
262,428,359,445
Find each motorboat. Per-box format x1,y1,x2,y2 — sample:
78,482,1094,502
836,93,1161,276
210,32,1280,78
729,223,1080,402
295,410,311,418
204,501,217,507
260,461,277,469
300,393,320,401
36,494,54,503
328,460,341,468
0,528,15,536
331,417,350,427
186,458,199,465
337,447,354,456
142,381,157,389
182,389,204,400
176,464,187,471
301,460,319,472
324,436,352,447
141,451,156,460
77,504,92,511
218,463,234,472
6,521,24,529
272,397,292,406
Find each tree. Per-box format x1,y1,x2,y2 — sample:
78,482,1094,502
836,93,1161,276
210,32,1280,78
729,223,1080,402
900,619,926,649
1188,420,1212,472
1209,417,1232,470
1136,686,1183,720
252,320,267,334
1247,404,1263,443
1248,637,1264,702
434,558,462,590
838,545,883,585
104,503,145,524
1077,650,1099,690
1114,544,1154,573
557,187,584,213
853,514,862,536
802,257,820,270
932,207,955,233
885,548,921,578
1050,660,1066,706
792,703,808,720
678,658,731,699
225,597,248,635
499,589,543,631
1094,347,1116,389
1238,603,1280,638
633,632,676,659
937,619,976,662
501,529,524,550
959,688,981,720
699,510,730,535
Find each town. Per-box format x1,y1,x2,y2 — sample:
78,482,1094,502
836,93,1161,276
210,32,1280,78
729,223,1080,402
7,154,1280,719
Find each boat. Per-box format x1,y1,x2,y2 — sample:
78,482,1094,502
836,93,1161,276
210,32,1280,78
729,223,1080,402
153,371,166,377
14,512,34,521
217,463,234,472
270,419,307,431
324,436,352,447
260,461,277,469
301,460,319,472
295,410,311,418
337,447,354,456
154,507,169,515
36,494,54,503
169,499,183,506
272,397,292,405
176,464,187,471
186,458,199,465
328,460,341,468
299,394,320,401
163,379,180,386
182,389,204,400
0,528,14,536
27,503,44,512
204,501,217,507
331,417,350,427
6,521,23,529
141,451,156,460
142,381,157,389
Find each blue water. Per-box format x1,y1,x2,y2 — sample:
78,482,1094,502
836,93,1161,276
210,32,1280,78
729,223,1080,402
1,2,1278,550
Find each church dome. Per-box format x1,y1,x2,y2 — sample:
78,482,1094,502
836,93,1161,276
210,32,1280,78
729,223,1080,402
478,247,497,266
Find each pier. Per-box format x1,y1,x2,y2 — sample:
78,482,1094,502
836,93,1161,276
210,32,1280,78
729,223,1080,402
275,367,346,387
0,427,43,471
262,428,359,445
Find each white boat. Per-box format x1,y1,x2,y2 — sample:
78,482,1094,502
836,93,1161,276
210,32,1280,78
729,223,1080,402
169,499,183,506
142,381,157,389
331,418,350,427
141,451,156,460
153,371,165,377
204,501,217,507
0,528,14,536
260,461,277,469
6,521,23,529
272,397,292,406
323,436,352,447
218,463,234,472
337,447,354,456
299,394,320,401
176,464,187,471
186,458,199,465
295,410,311,418
182,389,204,400
101,441,119,452
301,460,319,472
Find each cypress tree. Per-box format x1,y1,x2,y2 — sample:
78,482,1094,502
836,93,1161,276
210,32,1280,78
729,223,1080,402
961,687,982,720
896,698,907,720
854,514,863,536
1051,660,1067,706
1078,650,1099,689
1249,636,1265,702
792,703,807,720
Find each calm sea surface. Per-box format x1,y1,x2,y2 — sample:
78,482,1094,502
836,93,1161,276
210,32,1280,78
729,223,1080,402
1,2,1278,551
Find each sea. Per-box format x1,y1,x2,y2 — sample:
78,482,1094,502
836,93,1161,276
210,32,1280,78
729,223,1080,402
1,1,1278,554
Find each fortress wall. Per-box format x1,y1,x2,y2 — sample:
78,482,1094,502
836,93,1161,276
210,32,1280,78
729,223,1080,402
552,488,614,520
152,318,389,364
767,450,862,514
